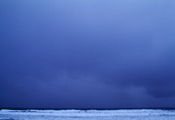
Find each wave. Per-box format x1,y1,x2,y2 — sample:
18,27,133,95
1,109,175,117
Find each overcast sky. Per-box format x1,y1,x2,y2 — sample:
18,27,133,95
0,0,175,108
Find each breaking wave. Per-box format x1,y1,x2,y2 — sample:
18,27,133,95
0,109,175,120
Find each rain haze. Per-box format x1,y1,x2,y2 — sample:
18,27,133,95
0,0,175,109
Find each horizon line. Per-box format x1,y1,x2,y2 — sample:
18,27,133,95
1,107,175,110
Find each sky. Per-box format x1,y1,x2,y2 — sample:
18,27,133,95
0,0,175,109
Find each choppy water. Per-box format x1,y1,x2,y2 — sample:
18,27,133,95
0,109,175,120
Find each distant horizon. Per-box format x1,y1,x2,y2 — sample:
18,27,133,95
1,107,175,110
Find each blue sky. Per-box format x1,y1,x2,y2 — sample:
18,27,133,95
0,0,175,108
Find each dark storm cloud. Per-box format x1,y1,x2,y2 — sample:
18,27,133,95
0,0,175,108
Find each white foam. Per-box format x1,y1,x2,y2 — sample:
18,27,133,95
0,109,175,120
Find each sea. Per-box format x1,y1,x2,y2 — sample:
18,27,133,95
0,108,175,120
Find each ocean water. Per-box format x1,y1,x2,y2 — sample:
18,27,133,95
0,109,175,120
